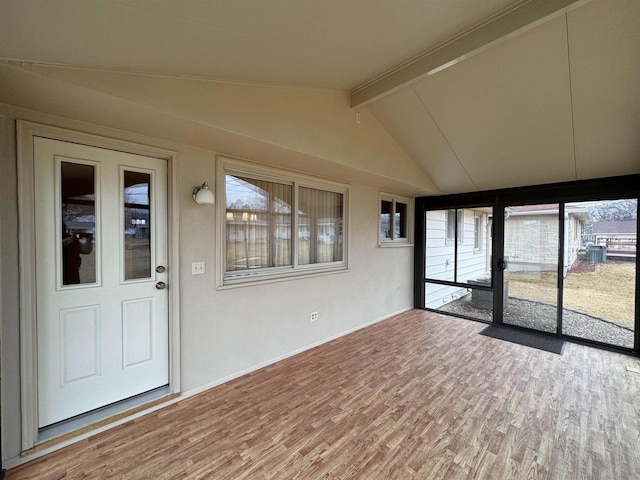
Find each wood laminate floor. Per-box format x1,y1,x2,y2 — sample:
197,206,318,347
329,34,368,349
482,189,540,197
7,310,640,479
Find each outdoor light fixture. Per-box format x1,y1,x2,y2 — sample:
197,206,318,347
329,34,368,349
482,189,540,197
192,182,215,205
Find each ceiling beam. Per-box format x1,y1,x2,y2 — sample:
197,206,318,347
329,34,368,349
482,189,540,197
350,0,591,108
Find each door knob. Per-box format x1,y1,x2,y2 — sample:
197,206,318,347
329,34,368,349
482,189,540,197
156,281,166,290
156,265,166,273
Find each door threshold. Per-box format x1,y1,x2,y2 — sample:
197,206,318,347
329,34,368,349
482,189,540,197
23,387,177,457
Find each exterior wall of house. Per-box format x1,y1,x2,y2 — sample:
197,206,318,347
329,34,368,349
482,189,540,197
505,213,584,272
425,209,490,309
566,216,583,267
0,109,415,463
504,214,559,272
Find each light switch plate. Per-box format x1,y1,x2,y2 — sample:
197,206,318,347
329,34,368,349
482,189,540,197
192,261,205,275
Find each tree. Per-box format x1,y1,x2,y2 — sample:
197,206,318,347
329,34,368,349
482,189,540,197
589,199,637,222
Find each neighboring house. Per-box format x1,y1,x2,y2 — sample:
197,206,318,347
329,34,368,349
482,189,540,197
589,220,637,257
425,208,491,309
504,204,590,275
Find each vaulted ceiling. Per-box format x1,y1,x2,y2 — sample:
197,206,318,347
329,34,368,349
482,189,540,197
1,0,638,195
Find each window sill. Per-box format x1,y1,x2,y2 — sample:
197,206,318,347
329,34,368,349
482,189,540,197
218,266,350,290
378,241,413,248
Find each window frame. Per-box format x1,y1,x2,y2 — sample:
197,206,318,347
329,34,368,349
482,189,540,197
217,157,349,287
474,213,483,252
445,209,456,245
378,192,413,247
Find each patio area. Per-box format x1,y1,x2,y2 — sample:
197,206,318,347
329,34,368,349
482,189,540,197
440,295,634,349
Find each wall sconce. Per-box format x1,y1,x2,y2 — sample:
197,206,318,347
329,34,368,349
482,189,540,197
192,182,215,205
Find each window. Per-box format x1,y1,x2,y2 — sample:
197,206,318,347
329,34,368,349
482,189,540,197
379,194,411,245
474,214,483,251
446,209,464,244
219,158,348,285
446,209,456,243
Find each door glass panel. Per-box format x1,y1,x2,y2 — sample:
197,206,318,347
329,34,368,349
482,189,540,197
124,171,152,280
61,162,96,285
503,204,559,333
425,282,493,322
456,208,493,283
425,210,455,281
426,208,493,283
562,199,636,348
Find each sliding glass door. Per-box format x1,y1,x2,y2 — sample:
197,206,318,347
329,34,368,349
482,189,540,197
561,199,636,348
424,207,494,322
501,204,560,334
416,175,639,354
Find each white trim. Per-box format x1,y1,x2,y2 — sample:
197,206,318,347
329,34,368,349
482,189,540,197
16,120,181,451
3,305,412,470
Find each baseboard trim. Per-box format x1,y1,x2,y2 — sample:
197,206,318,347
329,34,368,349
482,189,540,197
180,306,414,401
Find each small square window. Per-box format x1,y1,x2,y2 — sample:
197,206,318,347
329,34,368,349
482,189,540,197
380,194,412,246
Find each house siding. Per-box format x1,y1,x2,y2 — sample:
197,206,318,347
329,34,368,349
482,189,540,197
504,214,559,271
425,209,490,309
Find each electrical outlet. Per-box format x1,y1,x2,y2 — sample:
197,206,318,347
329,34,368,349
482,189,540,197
191,261,205,275
310,312,318,322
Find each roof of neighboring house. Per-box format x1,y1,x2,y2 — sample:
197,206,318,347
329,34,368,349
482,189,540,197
508,204,590,219
592,220,637,235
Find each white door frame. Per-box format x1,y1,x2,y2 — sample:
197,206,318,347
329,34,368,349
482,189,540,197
17,121,181,451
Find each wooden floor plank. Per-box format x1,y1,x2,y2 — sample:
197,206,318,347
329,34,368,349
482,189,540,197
7,310,640,479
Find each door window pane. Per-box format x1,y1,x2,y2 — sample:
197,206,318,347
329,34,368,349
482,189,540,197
225,175,292,272
124,171,152,280
503,204,559,333
562,199,636,348
298,187,344,265
61,162,96,285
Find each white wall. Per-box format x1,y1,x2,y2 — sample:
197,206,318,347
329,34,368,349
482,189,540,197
0,106,414,463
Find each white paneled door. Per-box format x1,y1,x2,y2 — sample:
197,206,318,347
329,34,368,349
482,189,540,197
34,137,169,428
